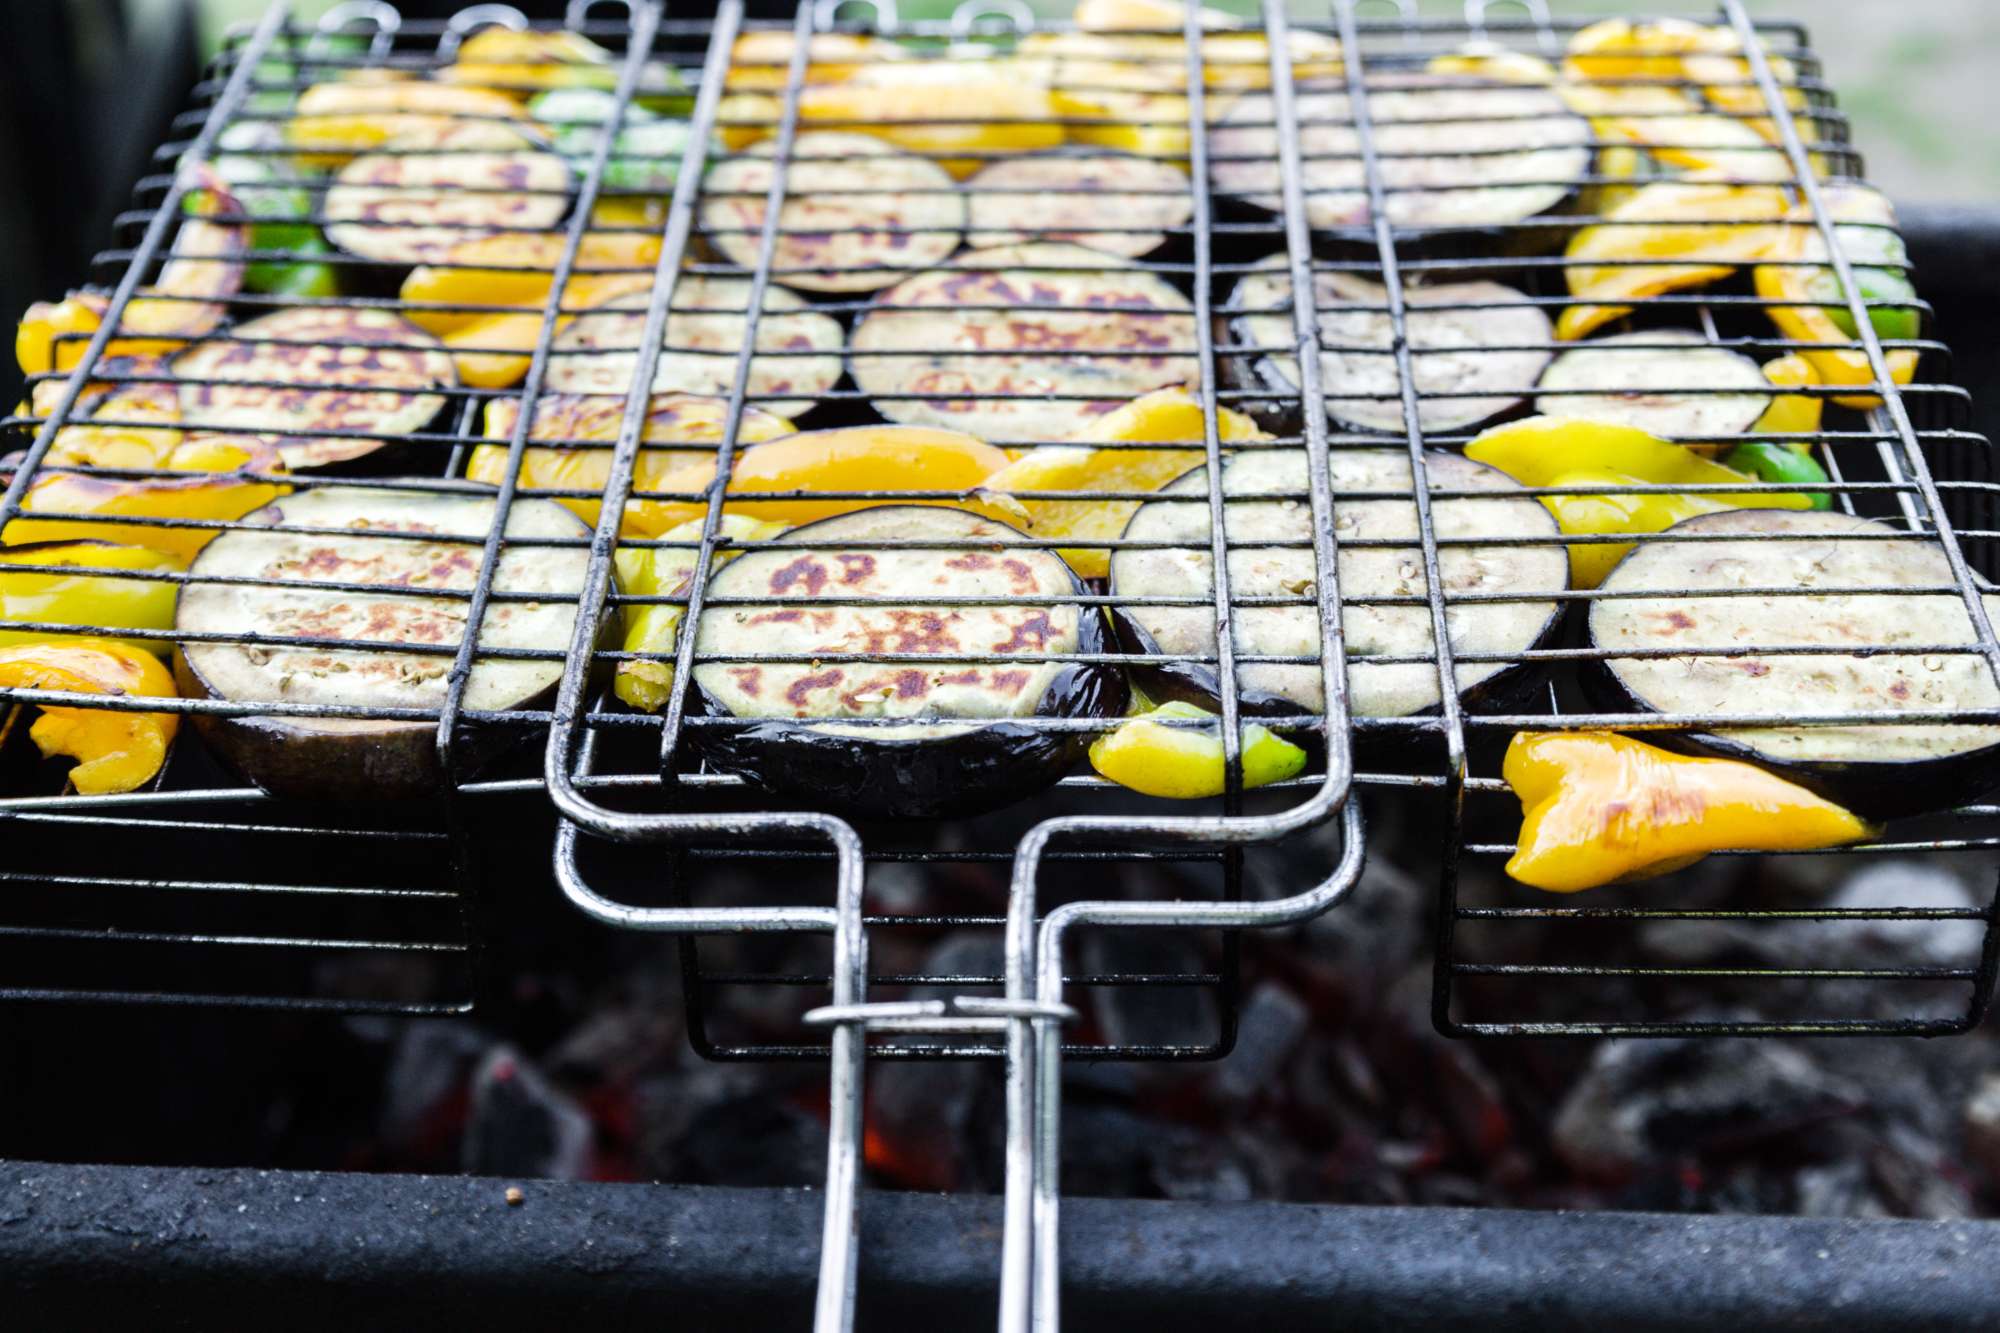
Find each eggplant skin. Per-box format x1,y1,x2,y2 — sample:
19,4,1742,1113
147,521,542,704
1585,509,2000,822
691,641,1124,820
681,505,1126,819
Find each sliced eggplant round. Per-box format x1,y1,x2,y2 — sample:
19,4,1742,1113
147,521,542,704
175,485,592,800
1587,508,2000,820
1535,330,1771,442
323,121,573,266
1208,74,1590,234
699,131,966,294
1110,449,1567,720
849,242,1199,446
688,505,1124,818
1226,257,1551,435
545,277,845,419
965,149,1193,259
170,307,456,470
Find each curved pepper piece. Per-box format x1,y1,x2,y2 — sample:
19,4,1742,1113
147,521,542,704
984,386,1269,579
1754,186,1921,410
796,62,1064,178
1558,180,1792,342
284,80,526,168
467,392,798,532
612,515,790,713
5,443,290,560
1465,416,1810,588
1723,441,1831,510
0,638,179,794
1503,730,1875,893
1751,352,1823,439
0,542,184,654
1090,700,1307,799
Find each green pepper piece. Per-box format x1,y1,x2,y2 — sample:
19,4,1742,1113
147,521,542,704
1812,223,1921,342
1725,440,1833,510
1089,700,1309,799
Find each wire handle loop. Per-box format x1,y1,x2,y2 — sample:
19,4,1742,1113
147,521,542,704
437,4,528,59
815,0,899,31
311,1,403,60
950,0,1035,38
567,0,640,30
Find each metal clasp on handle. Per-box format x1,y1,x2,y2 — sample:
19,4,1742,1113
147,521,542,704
437,3,528,59
814,0,899,32
949,0,1035,39
310,1,402,60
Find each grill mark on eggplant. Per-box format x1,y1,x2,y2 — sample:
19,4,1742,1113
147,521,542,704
169,307,456,470
687,505,1122,818
1535,329,1771,441
849,242,1199,445
965,149,1193,259
323,122,573,267
1227,259,1551,435
175,486,591,799
700,131,966,293
1208,75,1590,233
1588,508,2000,818
547,278,845,419
1110,449,1567,719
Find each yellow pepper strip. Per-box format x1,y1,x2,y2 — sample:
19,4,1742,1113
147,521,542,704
1752,353,1822,440
438,28,618,98
1754,191,1920,411
25,358,186,470
614,425,1028,535
984,386,1267,579
796,62,1064,179
0,542,184,655
0,638,179,794
612,515,789,713
400,231,659,337
1090,699,1307,799
5,446,290,561
725,32,907,92
1503,730,1875,893
1558,180,1793,342
285,81,525,168
1426,43,1558,87
1464,416,1810,588
1068,0,1342,89
467,393,798,532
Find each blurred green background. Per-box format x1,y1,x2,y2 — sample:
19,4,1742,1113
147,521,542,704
189,0,1999,205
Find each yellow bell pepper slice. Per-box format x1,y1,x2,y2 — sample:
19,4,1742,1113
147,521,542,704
1754,191,1921,411
612,514,790,713
468,393,799,533
797,62,1063,179
983,386,1268,579
1751,353,1822,439
1558,180,1793,342
400,231,660,337
725,32,907,92
0,542,183,655
1089,699,1307,799
438,28,620,98
1464,415,1811,588
1503,730,1875,893
285,81,526,168
601,424,1026,535
0,637,179,794
1067,0,1341,89
6,449,290,561
1427,44,1558,87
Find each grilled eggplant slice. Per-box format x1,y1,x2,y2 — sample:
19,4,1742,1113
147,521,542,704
175,485,592,800
1536,329,1770,441
1110,449,1567,721
1226,259,1551,435
850,242,1198,446
1587,508,2000,820
965,149,1193,258
323,122,572,266
546,278,845,419
1209,74,1589,234
688,505,1123,818
700,132,965,293
169,306,456,470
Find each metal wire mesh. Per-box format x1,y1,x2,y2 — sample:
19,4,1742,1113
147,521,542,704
1,0,1996,1050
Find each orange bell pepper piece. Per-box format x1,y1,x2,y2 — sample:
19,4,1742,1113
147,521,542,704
0,638,179,793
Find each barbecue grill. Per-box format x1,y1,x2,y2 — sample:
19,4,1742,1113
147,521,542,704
4,0,1999,1328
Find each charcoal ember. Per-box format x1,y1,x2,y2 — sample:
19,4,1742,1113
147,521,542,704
634,1061,828,1187
1058,1100,1264,1203
1212,982,1310,1106
1552,1035,1865,1180
544,966,684,1088
1869,1122,1976,1220
1793,1158,1887,1219
1965,1072,2000,1190
377,1019,488,1164
1080,928,1218,1055
463,1045,595,1180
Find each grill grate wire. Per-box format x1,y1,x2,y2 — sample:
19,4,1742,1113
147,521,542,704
3,0,2000,1326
